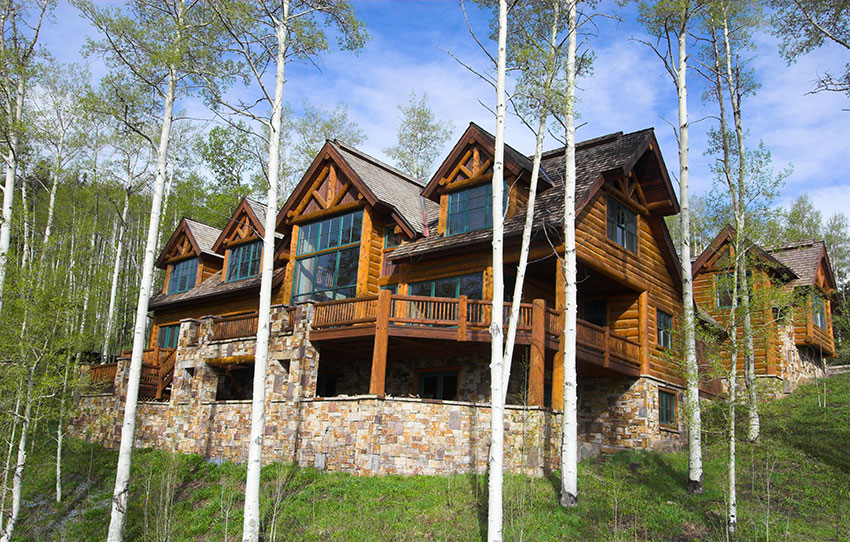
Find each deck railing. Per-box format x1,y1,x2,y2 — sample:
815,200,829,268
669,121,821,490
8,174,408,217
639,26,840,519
212,313,259,341
89,362,117,385
313,296,378,328
576,320,641,369
139,347,177,400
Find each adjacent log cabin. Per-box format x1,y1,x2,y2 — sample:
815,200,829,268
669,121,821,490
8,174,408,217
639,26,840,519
79,123,733,476
692,227,836,387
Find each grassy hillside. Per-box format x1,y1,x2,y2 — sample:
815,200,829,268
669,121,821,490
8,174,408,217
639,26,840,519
11,374,850,541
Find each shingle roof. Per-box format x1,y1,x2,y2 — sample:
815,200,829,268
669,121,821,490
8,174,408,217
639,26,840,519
149,268,284,310
768,240,826,288
332,140,439,235
390,129,656,260
184,218,222,258
246,198,268,227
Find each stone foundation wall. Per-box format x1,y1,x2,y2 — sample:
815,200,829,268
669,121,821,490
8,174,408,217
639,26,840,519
778,322,827,392
73,303,687,477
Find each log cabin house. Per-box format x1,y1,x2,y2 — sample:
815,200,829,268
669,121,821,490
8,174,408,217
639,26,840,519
77,123,741,476
692,227,836,390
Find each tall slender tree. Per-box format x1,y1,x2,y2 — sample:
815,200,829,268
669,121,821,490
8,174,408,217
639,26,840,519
204,3,366,540
638,0,704,494
384,92,454,184
0,0,50,318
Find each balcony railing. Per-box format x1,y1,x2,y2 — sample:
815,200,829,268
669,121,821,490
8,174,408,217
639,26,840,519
212,313,259,341
576,319,641,371
89,363,117,386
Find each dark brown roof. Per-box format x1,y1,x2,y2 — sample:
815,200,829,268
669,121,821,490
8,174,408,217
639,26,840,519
184,218,222,258
332,140,439,235
149,268,284,310
768,239,831,289
390,128,660,261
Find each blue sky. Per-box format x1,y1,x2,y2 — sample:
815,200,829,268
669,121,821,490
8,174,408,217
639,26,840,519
42,1,849,218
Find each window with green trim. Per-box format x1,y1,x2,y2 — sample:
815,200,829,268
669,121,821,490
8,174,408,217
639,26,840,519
448,184,492,236
657,309,673,348
292,210,363,303
418,369,458,400
227,241,262,282
408,273,483,299
384,226,402,248
168,257,198,294
659,389,676,427
606,197,638,254
813,294,827,329
157,324,180,349
381,284,398,294
715,271,752,309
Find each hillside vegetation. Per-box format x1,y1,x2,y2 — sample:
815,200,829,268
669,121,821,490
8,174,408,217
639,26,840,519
12,374,849,541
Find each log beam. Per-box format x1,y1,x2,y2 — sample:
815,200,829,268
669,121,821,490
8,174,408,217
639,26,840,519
528,298,546,407
369,289,391,396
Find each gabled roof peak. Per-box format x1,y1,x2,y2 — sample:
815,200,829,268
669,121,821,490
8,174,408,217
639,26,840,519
331,139,426,188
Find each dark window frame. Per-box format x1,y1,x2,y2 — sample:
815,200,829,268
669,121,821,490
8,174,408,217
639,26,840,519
447,183,492,236
408,272,484,300
812,293,827,329
384,226,402,248
226,240,262,282
168,257,198,294
415,367,460,401
292,210,364,303
606,196,638,254
658,388,677,428
657,309,673,349
157,324,180,349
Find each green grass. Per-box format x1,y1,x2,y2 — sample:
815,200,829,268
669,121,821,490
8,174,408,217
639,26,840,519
11,374,850,541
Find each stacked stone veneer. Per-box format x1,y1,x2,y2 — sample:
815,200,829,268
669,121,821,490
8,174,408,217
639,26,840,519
72,304,688,476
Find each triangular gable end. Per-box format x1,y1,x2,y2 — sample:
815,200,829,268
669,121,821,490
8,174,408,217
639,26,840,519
422,123,526,201
155,218,202,269
692,226,797,281
212,198,266,254
277,141,375,231
815,246,837,292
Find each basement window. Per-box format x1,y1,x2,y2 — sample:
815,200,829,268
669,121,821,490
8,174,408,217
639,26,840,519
417,369,459,401
215,366,254,401
658,389,676,428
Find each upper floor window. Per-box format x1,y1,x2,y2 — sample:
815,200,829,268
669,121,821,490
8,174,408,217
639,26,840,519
157,324,180,349
168,257,198,294
292,210,363,303
657,309,673,348
384,226,402,248
606,197,637,254
715,271,753,309
409,273,483,300
448,184,492,236
227,240,262,282
297,210,362,255
813,294,827,329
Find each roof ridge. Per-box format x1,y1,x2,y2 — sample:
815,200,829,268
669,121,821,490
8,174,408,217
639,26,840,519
184,217,222,231
332,139,426,188
768,238,822,252
540,128,655,159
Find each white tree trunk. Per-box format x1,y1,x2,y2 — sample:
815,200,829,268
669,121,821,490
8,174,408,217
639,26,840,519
56,361,70,503
560,0,579,508
40,137,65,262
242,4,288,540
103,189,130,361
676,22,703,495
107,67,176,542
727,239,742,536
19,165,28,269
501,5,559,401
721,14,759,443
487,1,507,540
0,386,21,533
0,80,23,317
0,360,37,542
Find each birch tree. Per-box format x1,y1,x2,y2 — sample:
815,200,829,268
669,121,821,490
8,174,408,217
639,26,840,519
0,0,50,318
384,92,453,184
487,1,507,538
75,1,228,538
204,3,366,540
637,0,704,494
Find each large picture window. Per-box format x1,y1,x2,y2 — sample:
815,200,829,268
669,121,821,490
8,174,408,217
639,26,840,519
168,257,198,294
408,273,483,299
292,210,363,303
157,324,180,349
227,240,262,282
448,184,492,236
606,197,638,254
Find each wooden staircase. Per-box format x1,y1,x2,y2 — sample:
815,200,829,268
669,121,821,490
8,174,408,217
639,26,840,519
139,347,177,400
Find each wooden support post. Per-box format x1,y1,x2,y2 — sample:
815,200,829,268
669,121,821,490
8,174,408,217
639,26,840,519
553,259,565,410
457,295,468,341
370,289,391,396
638,291,649,375
528,299,546,407
603,326,610,368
